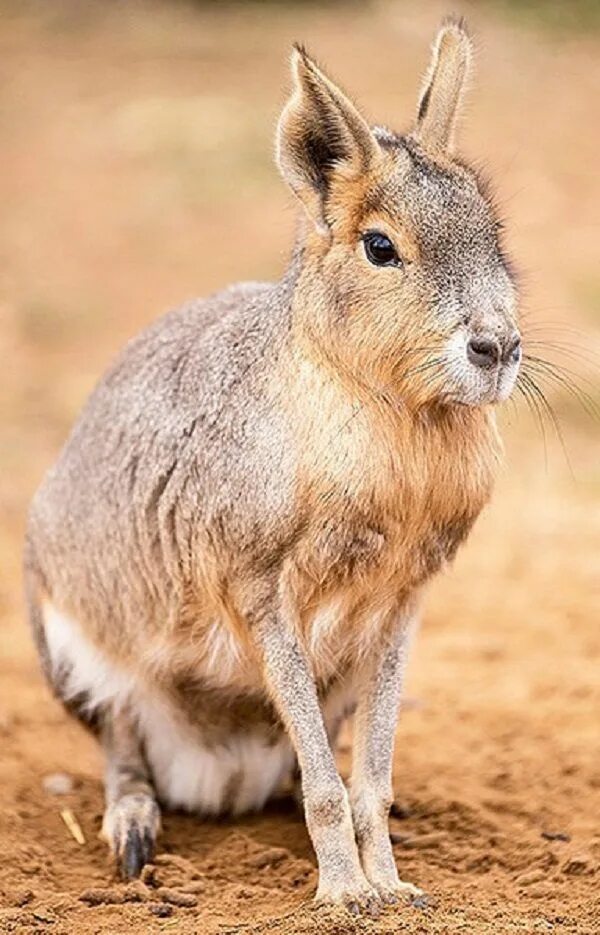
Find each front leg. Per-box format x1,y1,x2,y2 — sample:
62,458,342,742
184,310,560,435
350,615,422,903
255,608,378,914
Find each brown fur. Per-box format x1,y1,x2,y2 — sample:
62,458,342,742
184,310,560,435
25,19,519,913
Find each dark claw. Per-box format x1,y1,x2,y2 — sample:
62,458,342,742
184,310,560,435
347,901,360,916
411,893,430,910
120,824,154,880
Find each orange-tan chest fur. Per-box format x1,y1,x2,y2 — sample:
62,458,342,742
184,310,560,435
288,379,501,637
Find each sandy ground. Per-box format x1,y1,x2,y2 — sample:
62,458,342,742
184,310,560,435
0,2,599,933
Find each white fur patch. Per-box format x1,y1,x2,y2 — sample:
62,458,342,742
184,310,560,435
137,697,295,814
43,601,136,715
42,602,295,814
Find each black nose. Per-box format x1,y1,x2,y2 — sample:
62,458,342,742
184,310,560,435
467,337,500,368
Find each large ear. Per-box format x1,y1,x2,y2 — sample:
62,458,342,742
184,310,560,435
414,17,473,151
276,45,380,232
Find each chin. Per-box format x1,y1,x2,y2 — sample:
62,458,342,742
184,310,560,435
441,384,498,408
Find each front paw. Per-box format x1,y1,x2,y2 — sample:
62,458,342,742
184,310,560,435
361,842,424,905
315,877,382,918
371,876,424,906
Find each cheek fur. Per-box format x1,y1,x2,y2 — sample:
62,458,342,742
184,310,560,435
442,329,470,386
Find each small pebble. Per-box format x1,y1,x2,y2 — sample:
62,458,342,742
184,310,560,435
525,885,555,900
247,847,289,869
516,870,547,887
140,864,157,887
562,854,593,876
400,831,448,849
12,889,34,908
180,880,206,894
149,902,174,917
541,831,570,843
32,909,57,924
42,772,74,795
123,880,150,903
157,887,198,907
79,888,124,906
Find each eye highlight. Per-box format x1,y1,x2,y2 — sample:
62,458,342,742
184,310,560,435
362,230,402,268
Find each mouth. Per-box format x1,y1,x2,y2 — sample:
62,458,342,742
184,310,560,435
440,360,520,408
458,364,519,406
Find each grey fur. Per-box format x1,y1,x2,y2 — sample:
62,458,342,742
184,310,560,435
25,23,519,913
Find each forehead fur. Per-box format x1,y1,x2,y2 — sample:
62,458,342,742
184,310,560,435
375,134,498,242
325,131,507,282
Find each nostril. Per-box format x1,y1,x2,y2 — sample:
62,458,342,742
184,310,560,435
467,337,500,369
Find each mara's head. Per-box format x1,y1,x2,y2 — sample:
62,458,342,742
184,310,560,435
277,19,520,410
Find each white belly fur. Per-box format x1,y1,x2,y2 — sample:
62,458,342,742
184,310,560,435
42,601,354,814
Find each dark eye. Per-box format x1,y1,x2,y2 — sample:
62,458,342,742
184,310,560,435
362,230,401,268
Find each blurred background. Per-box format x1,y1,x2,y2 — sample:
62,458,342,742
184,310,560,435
0,2,598,933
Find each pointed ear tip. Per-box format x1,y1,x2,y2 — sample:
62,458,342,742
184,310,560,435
291,41,305,58
441,14,471,35
436,16,473,55
290,42,313,71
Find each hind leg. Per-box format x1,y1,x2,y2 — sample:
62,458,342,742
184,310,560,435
26,584,161,879
101,707,161,879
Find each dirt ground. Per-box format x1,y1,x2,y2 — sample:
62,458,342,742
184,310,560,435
0,1,599,933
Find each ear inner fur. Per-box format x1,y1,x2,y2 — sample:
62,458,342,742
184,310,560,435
276,46,381,230
415,18,473,151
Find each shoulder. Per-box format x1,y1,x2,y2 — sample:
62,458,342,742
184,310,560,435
97,279,281,388
133,279,278,346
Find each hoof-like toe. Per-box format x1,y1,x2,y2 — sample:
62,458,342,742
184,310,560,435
341,893,381,918
380,890,399,905
371,878,423,907
316,885,382,918
411,892,431,910
399,880,423,900
121,824,155,880
102,793,161,880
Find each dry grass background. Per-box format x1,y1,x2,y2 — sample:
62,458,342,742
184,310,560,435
0,1,599,933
